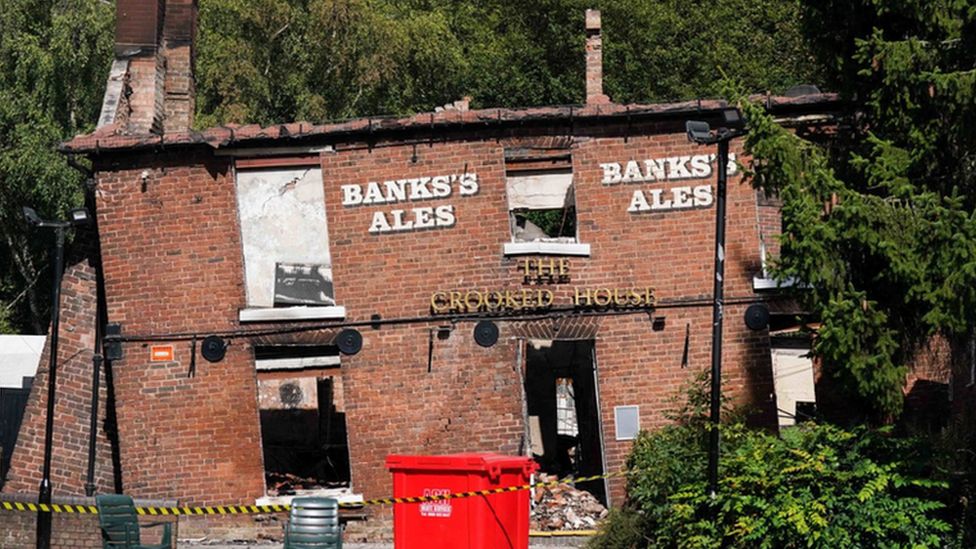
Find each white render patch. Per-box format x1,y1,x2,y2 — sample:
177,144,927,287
239,306,346,323
507,172,573,210
236,168,333,308
255,355,342,371
503,242,591,256
0,335,44,388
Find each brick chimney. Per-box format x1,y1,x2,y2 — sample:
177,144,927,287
162,0,197,133
585,9,610,105
110,0,197,134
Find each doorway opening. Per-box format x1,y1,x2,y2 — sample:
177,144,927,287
524,339,607,506
255,345,351,497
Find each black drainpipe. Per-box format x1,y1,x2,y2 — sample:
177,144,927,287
65,154,110,496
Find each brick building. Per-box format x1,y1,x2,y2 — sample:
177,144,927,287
0,0,847,543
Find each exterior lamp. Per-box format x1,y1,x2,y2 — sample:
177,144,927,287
23,205,91,549
684,107,746,500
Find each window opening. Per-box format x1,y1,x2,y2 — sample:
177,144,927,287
506,150,577,243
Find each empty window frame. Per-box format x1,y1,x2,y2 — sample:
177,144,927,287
507,169,577,243
504,150,590,256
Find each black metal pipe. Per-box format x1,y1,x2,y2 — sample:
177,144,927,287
37,227,65,549
707,139,730,499
84,354,102,497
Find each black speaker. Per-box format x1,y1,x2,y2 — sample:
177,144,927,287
336,328,363,355
200,335,227,363
103,323,123,361
744,304,770,331
473,320,499,347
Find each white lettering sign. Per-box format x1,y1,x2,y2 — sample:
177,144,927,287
601,154,735,213
342,173,477,234
599,153,737,185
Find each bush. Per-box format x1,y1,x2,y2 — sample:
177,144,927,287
590,402,953,548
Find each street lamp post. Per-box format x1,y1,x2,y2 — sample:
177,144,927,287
685,109,746,499
23,206,92,549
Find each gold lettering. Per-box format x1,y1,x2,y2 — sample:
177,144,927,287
593,288,612,307
449,291,464,312
485,291,503,310
559,259,570,275
521,289,534,308
519,258,531,276
537,289,554,308
431,292,449,313
504,290,521,309
464,291,484,312
645,287,656,306
612,288,627,306
628,289,642,306
574,287,591,306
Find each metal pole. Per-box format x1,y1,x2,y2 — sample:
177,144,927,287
84,354,102,497
37,227,65,549
707,138,729,499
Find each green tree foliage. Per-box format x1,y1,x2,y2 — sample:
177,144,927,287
735,0,976,420
195,0,821,126
0,0,114,333
589,384,953,548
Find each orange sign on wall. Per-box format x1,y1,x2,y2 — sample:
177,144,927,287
150,345,174,362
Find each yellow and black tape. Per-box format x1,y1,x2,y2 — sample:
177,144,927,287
0,470,630,515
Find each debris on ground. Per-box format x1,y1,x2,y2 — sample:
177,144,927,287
265,472,347,496
530,474,609,531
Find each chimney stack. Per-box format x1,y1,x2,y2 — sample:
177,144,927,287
111,0,197,134
585,9,610,105
162,0,198,132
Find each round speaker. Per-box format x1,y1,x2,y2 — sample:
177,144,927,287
473,320,499,347
744,304,770,331
200,335,227,363
336,328,363,355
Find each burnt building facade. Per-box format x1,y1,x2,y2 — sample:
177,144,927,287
1,0,845,543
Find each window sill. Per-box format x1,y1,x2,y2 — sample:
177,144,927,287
752,276,803,291
503,242,591,257
239,306,346,323
256,491,363,507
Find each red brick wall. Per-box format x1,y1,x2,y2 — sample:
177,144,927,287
321,132,775,505
91,151,265,505
6,120,776,537
3,230,119,497
321,141,527,501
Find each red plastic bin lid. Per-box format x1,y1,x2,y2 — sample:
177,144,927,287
386,453,538,473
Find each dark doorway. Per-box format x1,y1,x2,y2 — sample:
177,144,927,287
524,340,607,506
259,375,351,493
0,386,30,486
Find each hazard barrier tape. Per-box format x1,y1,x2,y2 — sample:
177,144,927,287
0,470,631,515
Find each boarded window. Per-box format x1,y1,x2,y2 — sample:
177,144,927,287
236,167,334,308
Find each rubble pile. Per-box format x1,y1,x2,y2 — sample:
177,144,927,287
530,474,609,531
265,472,347,495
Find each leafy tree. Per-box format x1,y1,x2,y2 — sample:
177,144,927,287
736,0,976,421
195,0,821,126
0,0,114,333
